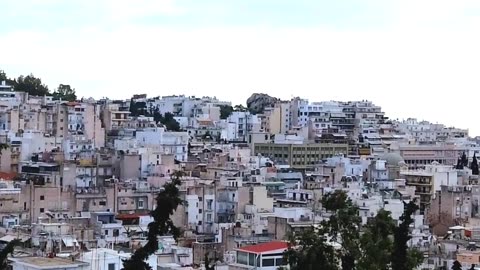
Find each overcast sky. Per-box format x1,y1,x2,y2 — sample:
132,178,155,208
1,0,480,134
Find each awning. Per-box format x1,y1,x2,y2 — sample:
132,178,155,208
62,237,79,247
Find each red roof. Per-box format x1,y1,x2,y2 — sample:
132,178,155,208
116,213,144,219
0,172,17,181
236,241,288,254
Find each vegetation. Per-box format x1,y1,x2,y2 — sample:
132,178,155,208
129,100,181,131
390,200,423,270
122,171,184,270
219,105,233,119
0,69,76,98
52,84,77,101
471,153,479,175
0,240,18,269
283,191,423,270
452,260,462,270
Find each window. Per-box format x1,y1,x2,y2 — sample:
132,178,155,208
40,208,44,213
237,252,248,265
113,229,119,237
40,195,45,200
249,253,255,266
99,201,106,206
199,197,203,202
262,258,275,267
199,209,202,214
108,263,115,270
138,200,144,209
105,230,109,236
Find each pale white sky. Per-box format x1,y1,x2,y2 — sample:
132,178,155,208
1,0,480,134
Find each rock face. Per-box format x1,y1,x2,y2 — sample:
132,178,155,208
246,93,280,114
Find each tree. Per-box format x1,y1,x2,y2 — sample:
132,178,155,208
469,264,476,270
452,260,462,270
15,74,50,96
391,201,423,270
219,105,233,119
358,209,396,270
0,240,18,269
0,143,8,155
122,171,184,270
456,158,463,170
284,228,339,270
233,104,247,112
471,154,479,175
0,70,15,86
462,152,469,168
160,112,181,131
52,84,76,101
321,191,361,270
204,252,218,270
129,100,148,117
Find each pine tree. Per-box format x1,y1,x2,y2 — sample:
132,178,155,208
452,260,462,270
456,158,463,170
462,152,469,167
122,171,184,270
391,201,423,270
471,154,479,175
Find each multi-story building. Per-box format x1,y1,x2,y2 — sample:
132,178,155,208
253,141,348,169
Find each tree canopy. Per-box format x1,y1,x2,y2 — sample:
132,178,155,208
52,84,77,101
471,153,479,175
0,240,18,269
219,105,233,119
283,191,424,270
122,171,184,270
0,69,78,98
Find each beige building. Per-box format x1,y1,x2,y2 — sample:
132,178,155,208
428,185,473,235
253,142,348,169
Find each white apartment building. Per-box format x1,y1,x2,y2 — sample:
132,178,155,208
135,127,188,161
227,111,260,141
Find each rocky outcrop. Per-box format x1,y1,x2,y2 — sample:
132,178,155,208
246,93,280,114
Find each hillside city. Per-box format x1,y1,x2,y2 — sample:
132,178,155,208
0,75,479,270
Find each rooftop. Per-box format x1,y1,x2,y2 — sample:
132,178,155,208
236,241,288,254
10,257,88,269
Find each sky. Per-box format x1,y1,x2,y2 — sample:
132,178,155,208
1,0,480,134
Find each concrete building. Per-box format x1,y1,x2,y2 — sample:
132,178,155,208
253,142,348,169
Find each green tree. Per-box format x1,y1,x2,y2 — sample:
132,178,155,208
233,104,247,112
284,228,339,270
452,260,462,270
0,70,15,86
129,100,148,117
52,84,77,101
321,191,361,270
471,153,479,175
0,143,9,156
219,105,233,119
462,152,469,167
122,171,184,270
15,74,50,96
392,201,423,270
358,209,396,270
204,252,218,270
0,240,19,269
160,112,181,131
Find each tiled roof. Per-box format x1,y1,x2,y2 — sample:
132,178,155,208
0,171,17,180
236,241,288,254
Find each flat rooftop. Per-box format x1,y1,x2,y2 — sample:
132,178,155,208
11,257,87,268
